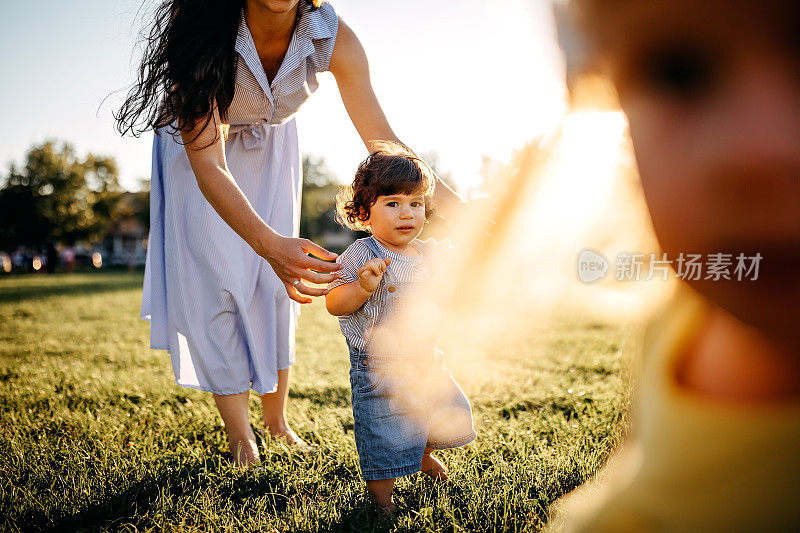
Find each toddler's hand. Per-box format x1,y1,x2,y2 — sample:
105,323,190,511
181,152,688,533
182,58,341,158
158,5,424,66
357,258,391,294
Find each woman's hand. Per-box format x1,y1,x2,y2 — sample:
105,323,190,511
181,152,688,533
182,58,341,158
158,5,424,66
259,233,342,304
356,257,391,294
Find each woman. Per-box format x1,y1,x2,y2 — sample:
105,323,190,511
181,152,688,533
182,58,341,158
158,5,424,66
116,0,461,466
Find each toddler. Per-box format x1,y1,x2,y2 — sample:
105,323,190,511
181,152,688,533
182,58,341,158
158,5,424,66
326,143,476,512
551,1,800,531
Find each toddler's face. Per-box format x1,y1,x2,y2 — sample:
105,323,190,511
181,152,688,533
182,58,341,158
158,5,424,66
367,193,427,250
593,1,800,349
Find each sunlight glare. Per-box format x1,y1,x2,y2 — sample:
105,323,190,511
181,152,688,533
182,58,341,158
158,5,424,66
525,110,628,246
383,108,671,387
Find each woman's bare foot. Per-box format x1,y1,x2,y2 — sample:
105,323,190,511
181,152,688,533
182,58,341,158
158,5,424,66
228,433,260,468
264,422,312,451
421,449,448,481
213,392,260,468
260,368,313,450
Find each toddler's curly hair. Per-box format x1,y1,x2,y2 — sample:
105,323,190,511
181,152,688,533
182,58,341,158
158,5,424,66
335,142,437,232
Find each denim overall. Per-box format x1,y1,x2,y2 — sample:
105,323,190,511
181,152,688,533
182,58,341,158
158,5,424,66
347,237,476,481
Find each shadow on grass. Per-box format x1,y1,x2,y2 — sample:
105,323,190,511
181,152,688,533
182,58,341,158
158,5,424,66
3,458,193,532
6,454,310,532
289,385,351,407
0,274,142,304
325,500,396,533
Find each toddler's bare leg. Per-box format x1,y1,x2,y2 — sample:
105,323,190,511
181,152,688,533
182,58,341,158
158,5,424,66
260,368,309,449
213,391,259,467
366,478,396,512
421,448,448,481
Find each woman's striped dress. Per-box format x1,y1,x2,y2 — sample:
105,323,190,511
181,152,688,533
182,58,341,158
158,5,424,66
140,3,338,395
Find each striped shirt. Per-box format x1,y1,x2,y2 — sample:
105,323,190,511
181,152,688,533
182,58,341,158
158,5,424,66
329,236,451,353
229,2,338,127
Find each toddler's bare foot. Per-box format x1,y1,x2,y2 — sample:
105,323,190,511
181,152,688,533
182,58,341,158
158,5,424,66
376,502,396,516
367,478,396,512
421,450,448,481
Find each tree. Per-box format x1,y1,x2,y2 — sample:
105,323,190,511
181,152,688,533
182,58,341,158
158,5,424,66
299,155,343,243
0,141,122,251
420,151,457,192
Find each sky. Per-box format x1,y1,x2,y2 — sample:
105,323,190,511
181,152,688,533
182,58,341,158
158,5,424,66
0,0,566,193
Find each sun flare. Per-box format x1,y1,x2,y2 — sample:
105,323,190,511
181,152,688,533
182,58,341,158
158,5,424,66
401,108,670,378
526,110,629,244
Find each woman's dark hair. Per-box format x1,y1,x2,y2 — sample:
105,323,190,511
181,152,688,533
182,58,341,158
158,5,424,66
336,142,437,232
115,0,323,143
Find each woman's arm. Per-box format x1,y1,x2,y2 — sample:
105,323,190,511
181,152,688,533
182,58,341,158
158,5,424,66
180,107,341,304
329,19,465,213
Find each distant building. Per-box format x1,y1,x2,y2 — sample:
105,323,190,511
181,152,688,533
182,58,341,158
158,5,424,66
101,192,148,267
94,189,358,268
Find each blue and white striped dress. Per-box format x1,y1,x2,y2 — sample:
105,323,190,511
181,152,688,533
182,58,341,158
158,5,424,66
140,3,338,395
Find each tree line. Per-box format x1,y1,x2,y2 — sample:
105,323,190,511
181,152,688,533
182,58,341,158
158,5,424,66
0,141,140,253
0,140,348,260
0,140,465,276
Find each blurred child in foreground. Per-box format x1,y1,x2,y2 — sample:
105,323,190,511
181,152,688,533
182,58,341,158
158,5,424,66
550,1,800,531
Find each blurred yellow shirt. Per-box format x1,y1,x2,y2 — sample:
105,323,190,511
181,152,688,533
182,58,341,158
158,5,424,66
549,287,800,532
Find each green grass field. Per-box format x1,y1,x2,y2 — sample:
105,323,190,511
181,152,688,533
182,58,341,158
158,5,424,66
0,273,634,532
